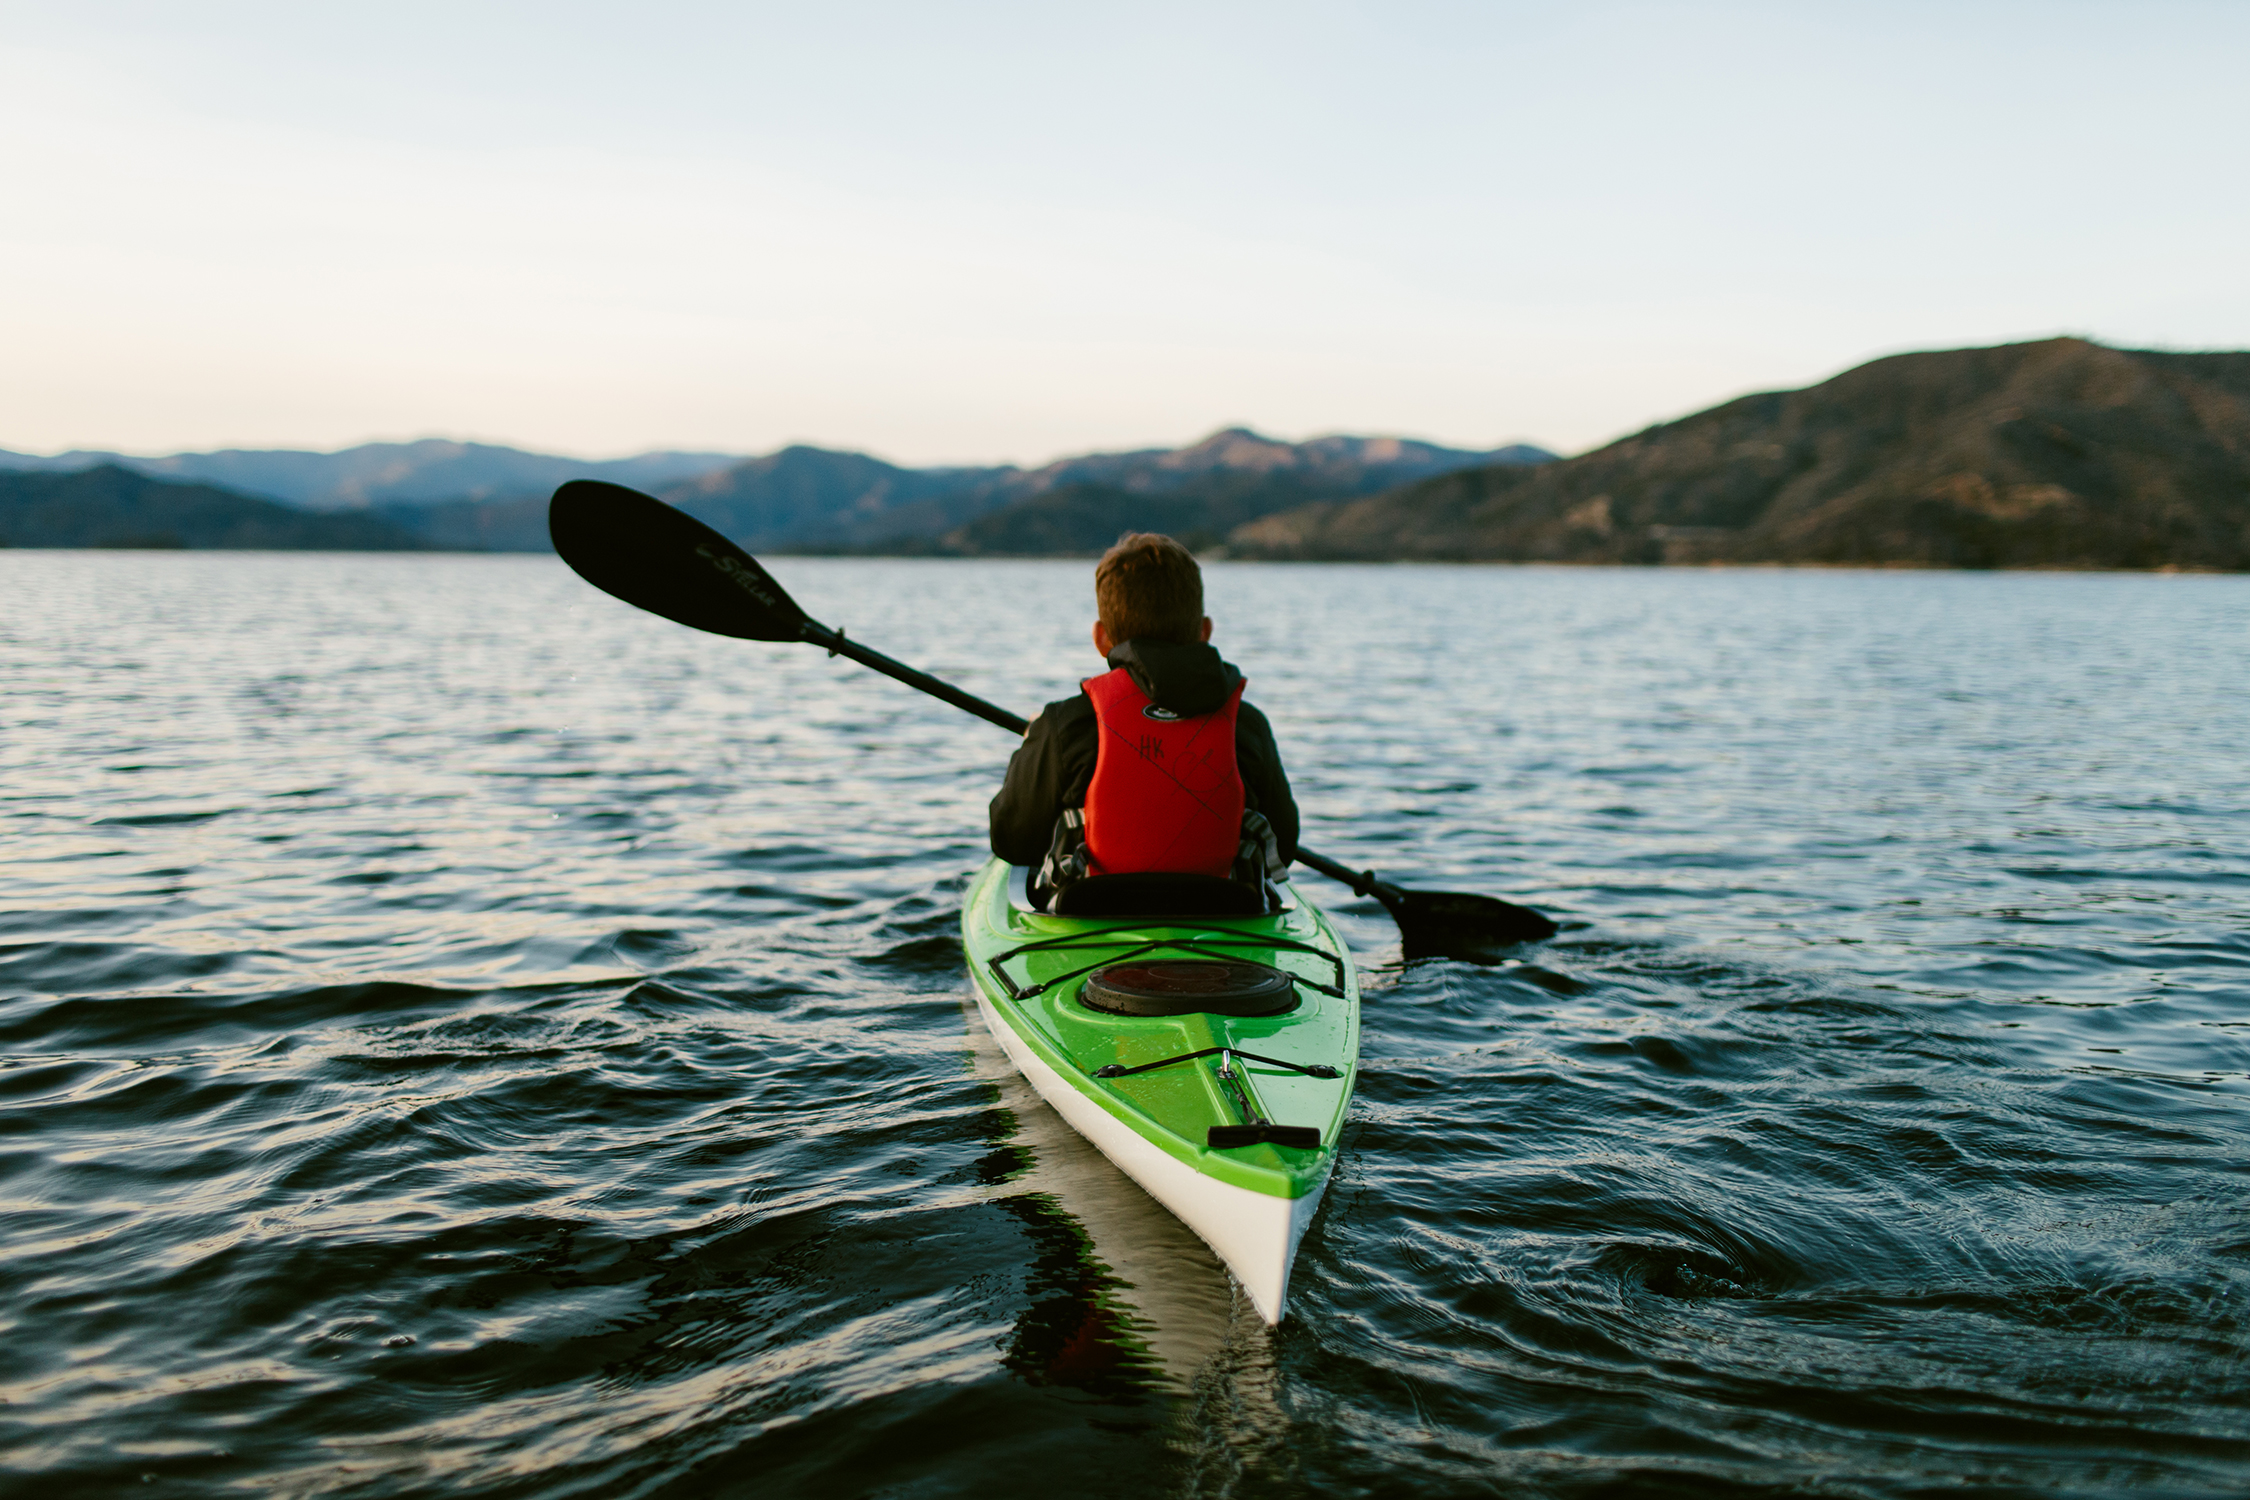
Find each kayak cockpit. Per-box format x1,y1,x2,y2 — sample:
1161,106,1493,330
1004,863,1297,918
978,920,1347,1006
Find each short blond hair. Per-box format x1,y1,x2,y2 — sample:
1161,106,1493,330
1095,532,1203,645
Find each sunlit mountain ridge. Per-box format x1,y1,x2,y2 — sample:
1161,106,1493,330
1230,340,2250,571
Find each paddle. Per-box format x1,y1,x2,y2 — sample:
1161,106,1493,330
548,480,1558,958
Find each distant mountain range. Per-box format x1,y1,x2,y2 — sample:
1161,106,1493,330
670,429,1553,555
16,341,2243,569
0,439,739,510
0,466,428,550
0,429,1552,554
1230,339,2250,571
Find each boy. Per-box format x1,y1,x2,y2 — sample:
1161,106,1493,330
989,532,1297,905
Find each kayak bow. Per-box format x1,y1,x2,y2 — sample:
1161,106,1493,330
961,859,1359,1323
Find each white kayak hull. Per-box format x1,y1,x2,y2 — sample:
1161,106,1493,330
973,986,1329,1323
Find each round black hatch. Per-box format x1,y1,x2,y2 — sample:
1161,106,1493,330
1080,961,1298,1017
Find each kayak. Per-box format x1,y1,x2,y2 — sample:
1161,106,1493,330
961,857,1361,1323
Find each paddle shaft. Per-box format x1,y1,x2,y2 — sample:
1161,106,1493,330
803,622,1028,736
1288,846,1393,900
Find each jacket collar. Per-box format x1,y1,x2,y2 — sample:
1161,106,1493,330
1106,638,1240,716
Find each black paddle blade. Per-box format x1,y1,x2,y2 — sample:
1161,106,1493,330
1388,888,1559,964
1291,845,1557,961
549,480,810,642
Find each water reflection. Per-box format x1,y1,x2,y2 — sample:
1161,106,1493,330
962,997,1306,1493
961,996,1233,1393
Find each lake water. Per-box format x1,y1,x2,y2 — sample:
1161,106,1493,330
3,552,2247,1497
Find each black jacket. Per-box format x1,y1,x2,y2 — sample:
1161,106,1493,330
988,639,1297,866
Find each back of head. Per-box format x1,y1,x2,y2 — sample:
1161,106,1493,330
1095,532,1203,645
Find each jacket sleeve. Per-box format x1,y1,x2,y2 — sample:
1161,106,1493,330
1235,703,1298,863
988,697,1095,864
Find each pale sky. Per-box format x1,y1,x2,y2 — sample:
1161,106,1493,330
4,1,2244,465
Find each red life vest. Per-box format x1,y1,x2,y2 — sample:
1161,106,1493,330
1080,667,1247,879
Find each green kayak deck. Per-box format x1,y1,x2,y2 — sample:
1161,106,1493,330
961,857,1361,1202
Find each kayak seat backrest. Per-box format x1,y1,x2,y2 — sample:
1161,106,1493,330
1052,872,1269,918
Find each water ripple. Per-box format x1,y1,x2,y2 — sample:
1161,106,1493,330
3,554,2248,1496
